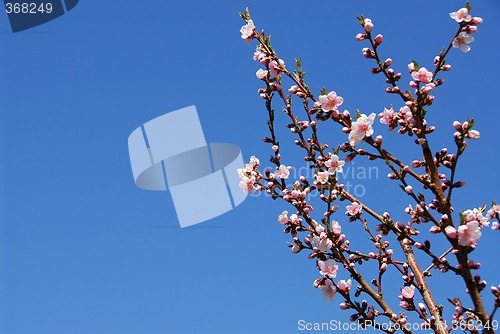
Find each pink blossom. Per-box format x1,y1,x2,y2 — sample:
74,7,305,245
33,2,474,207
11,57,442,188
253,51,269,64
337,279,352,293
346,202,362,216
316,171,329,185
449,8,472,23
240,20,255,41
275,164,290,179
318,91,344,112
278,211,289,224
318,259,339,278
269,59,285,77
463,208,489,227
348,113,376,146
401,285,415,299
313,233,333,252
453,32,474,53
239,176,257,195
256,69,268,80
325,155,345,174
243,155,260,172
289,214,300,224
407,62,415,73
486,205,500,220
331,220,342,235
315,224,326,234
411,67,433,84
445,226,458,239
319,279,337,300
398,106,414,125
458,221,482,246
379,107,396,126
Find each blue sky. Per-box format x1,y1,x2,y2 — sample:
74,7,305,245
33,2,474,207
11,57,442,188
1,1,499,333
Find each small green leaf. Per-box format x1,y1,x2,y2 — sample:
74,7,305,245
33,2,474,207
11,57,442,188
238,7,251,21
466,2,472,13
356,109,362,119
412,60,419,71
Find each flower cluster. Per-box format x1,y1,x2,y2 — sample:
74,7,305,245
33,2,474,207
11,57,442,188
449,7,482,53
348,113,376,146
237,156,262,195
444,208,491,247
238,5,497,334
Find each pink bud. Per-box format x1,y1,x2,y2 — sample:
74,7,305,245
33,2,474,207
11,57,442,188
291,244,301,253
429,226,441,234
418,303,427,313
288,85,299,94
364,19,373,33
470,17,483,25
467,130,480,140
408,62,415,73
356,33,366,41
465,26,477,34
404,185,413,194
400,300,412,311
374,34,383,45
445,226,458,239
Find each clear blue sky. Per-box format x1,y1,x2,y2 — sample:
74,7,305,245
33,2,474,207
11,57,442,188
1,1,499,333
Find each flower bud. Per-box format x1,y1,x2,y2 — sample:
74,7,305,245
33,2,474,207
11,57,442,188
470,17,483,25
445,226,458,239
356,33,366,41
418,303,427,313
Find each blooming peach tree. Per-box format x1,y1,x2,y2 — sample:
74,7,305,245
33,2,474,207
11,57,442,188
238,3,499,334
